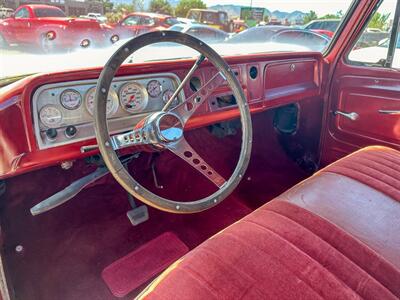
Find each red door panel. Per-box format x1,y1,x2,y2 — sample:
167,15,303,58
338,91,400,144
321,68,400,166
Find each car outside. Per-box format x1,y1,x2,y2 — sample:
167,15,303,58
226,25,330,51
303,19,340,37
0,4,118,52
81,13,107,24
349,37,400,68
113,12,179,39
186,9,231,32
169,24,229,43
0,7,13,19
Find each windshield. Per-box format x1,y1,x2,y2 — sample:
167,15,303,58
0,1,354,82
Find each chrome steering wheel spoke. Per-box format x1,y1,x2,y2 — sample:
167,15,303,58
170,71,226,124
167,137,226,188
110,127,149,150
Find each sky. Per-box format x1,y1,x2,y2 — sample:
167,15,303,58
203,0,396,17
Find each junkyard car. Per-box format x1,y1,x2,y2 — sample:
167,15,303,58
0,4,118,52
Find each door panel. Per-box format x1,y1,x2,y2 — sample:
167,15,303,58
337,76,400,144
321,66,400,166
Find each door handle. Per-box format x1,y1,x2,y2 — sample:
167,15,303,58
378,109,400,115
334,111,359,121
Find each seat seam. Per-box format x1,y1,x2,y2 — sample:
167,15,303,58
368,150,400,162
361,152,400,171
354,155,400,175
262,204,400,297
240,218,368,298
196,247,280,299
222,223,356,299
324,165,400,194
179,263,222,299
331,163,400,187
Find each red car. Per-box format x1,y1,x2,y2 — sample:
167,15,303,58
113,12,179,39
304,19,341,38
0,4,119,52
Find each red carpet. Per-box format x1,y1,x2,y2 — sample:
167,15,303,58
0,110,311,300
102,232,188,297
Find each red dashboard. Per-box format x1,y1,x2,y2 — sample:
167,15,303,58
0,52,325,179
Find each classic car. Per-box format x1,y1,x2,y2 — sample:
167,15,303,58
226,25,330,52
187,9,231,32
169,24,229,43
303,19,341,37
112,12,180,40
0,4,118,52
0,0,399,299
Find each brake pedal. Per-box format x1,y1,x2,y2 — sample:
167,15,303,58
127,205,149,226
126,193,149,226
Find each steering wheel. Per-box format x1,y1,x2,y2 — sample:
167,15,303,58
94,31,252,213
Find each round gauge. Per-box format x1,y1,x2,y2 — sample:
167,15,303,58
119,82,148,113
85,87,119,117
60,89,82,110
162,89,179,107
146,80,162,98
39,105,63,128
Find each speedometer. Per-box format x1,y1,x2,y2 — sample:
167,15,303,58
119,82,148,113
39,105,63,128
60,89,82,110
85,86,119,117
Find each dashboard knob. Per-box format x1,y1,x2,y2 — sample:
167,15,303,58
45,128,57,141
65,126,77,138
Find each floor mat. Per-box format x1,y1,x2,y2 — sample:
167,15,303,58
102,232,188,297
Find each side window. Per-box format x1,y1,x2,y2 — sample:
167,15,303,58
348,0,398,67
307,21,320,29
122,16,141,26
142,17,155,26
15,8,30,19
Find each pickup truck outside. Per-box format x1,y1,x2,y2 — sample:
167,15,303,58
0,4,118,53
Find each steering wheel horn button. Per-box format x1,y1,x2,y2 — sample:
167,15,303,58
156,113,183,143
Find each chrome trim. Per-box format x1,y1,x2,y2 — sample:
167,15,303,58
378,109,400,115
334,110,359,121
32,73,185,150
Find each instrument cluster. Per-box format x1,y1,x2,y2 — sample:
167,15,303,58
33,73,183,149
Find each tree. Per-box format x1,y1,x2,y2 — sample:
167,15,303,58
114,3,135,14
319,10,343,20
319,14,338,20
99,0,114,13
132,0,145,12
149,0,173,15
368,12,390,30
106,3,134,23
303,10,318,24
175,0,206,18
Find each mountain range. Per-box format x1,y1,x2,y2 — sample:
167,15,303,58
209,5,306,22
110,1,307,22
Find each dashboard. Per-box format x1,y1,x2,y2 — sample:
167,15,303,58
0,52,324,179
32,73,184,149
